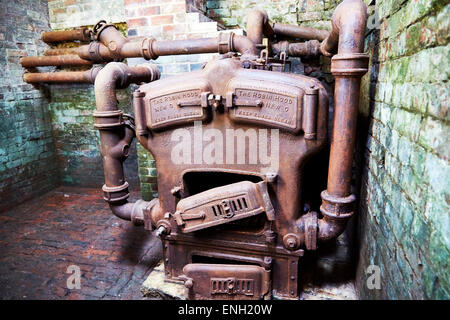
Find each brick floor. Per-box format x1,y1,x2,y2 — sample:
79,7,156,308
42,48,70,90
0,186,162,300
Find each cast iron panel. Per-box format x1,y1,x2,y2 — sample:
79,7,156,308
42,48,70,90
226,77,304,133
145,78,211,130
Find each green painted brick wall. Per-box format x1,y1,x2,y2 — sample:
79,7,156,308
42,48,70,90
48,84,140,189
206,0,340,29
356,0,449,299
0,0,60,212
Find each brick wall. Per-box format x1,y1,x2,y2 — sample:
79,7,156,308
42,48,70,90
45,3,140,189
48,0,126,29
356,0,449,299
48,85,140,188
0,0,59,212
205,0,340,29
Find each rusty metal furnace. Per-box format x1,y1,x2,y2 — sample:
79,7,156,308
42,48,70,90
21,0,369,300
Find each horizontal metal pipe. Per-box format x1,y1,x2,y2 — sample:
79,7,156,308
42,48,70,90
96,24,258,60
273,23,329,41
272,40,321,57
23,67,102,84
20,55,93,67
42,28,91,43
152,38,218,56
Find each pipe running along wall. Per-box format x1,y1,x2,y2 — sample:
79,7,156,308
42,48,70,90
93,62,160,225
21,23,259,69
315,0,369,242
272,23,329,41
23,67,101,83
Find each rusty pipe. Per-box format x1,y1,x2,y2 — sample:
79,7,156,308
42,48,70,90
23,67,102,84
320,0,367,56
29,24,258,69
245,8,274,45
138,34,258,59
94,62,160,225
94,23,258,60
271,40,321,57
20,55,93,67
272,23,329,41
317,0,369,242
42,28,91,43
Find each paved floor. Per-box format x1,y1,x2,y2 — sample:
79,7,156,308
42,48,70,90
0,186,162,300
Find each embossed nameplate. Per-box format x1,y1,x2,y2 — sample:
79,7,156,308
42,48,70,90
226,79,303,133
145,78,211,131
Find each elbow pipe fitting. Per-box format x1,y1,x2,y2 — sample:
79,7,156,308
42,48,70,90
284,0,368,251
218,32,259,61
320,0,368,56
245,8,273,46
291,198,354,251
94,62,161,225
315,0,368,246
109,199,156,226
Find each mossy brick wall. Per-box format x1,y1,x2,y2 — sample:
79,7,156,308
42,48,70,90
356,0,449,299
0,0,59,212
205,0,340,29
48,85,140,188
45,2,140,189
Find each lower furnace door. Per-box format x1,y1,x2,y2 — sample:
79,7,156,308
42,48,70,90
182,263,271,300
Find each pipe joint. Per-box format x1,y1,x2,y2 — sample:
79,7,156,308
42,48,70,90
93,110,124,130
218,32,235,54
246,9,273,46
103,182,130,204
320,190,356,219
93,22,127,60
87,42,105,63
141,37,158,60
331,53,369,77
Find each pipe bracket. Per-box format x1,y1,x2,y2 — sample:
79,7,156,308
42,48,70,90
102,182,130,203
320,190,355,219
141,37,158,60
331,53,369,77
93,110,124,129
218,32,234,54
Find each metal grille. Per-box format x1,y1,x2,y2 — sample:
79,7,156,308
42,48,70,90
211,278,254,296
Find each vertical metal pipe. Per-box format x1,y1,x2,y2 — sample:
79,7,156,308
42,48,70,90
317,0,369,243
